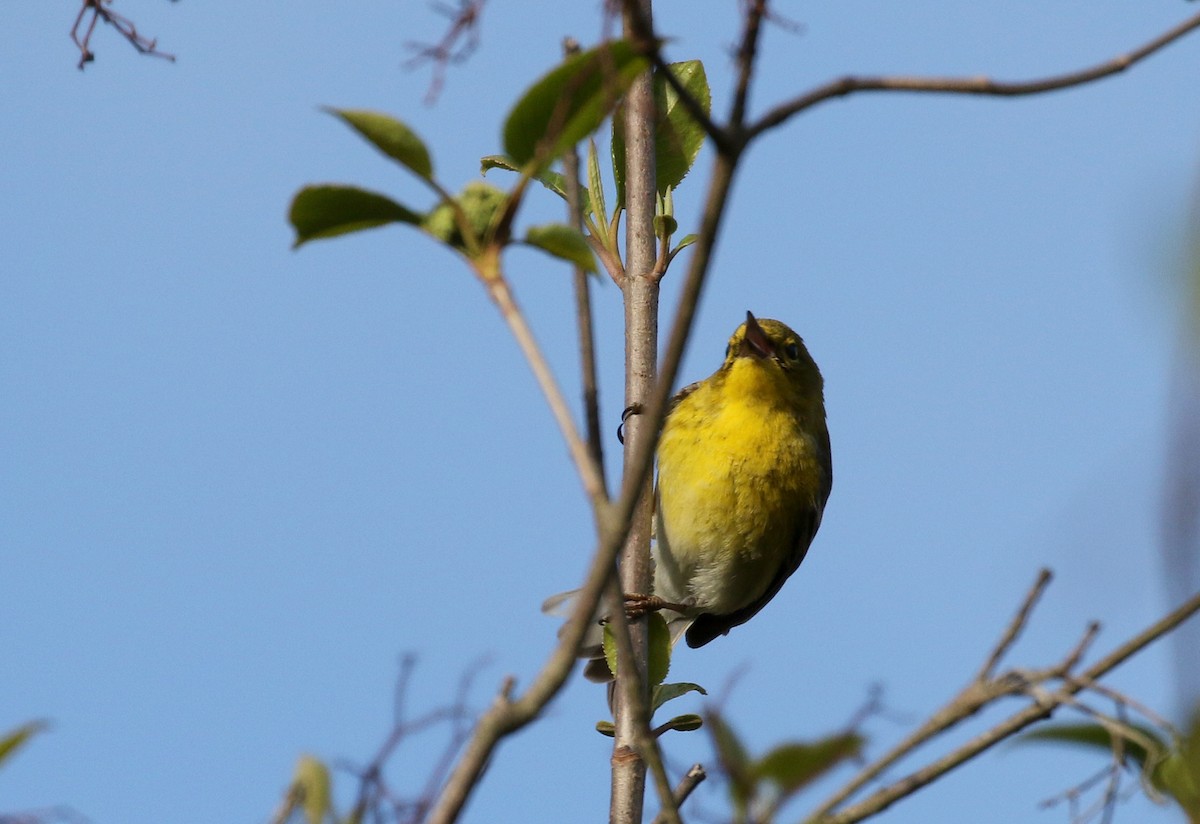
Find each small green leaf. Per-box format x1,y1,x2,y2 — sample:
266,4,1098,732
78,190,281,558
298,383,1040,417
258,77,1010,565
671,234,698,256
596,720,616,737
653,214,677,240
646,612,671,687
752,733,864,797
602,624,618,680
293,754,332,824
289,185,423,248
0,720,48,768
613,59,711,202
524,223,597,273
659,714,703,734
652,682,707,712
325,108,434,181
503,40,648,172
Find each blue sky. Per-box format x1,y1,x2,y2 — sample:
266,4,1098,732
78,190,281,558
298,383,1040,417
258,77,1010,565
4,2,1200,823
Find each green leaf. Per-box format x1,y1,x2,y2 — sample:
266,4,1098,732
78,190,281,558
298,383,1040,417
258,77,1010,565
652,681,707,712
602,624,618,681
586,139,609,243
659,714,703,734
653,214,677,240
707,710,754,807
646,612,671,687
752,733,864,797
1019,722,1168,772
524,223,597,273
480,155,592,214
613,59,711,203
596,720,616,737
503,40,648,172
324,108,434,181
0,720,48,768
289,185,423,248
671,233,698,256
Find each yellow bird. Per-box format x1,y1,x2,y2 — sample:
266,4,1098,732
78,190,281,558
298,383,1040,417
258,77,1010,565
575,311,831,680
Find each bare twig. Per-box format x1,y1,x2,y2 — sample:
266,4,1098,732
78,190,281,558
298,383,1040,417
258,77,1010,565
748,10,1200,141
70,0,175,70
405,0,486,104
977,568,1053,680
650,764,708,824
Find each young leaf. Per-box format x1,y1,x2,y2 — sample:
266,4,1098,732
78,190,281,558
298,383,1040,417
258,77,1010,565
586,139,609,244
652,681,707,712
752,733,864,797
671,234,698,257
324,108,434,181
0,720,48,768
658,714,703,734
503,40,648,172
596,720,616,737
612,59,711,203
289,185,423,248
646,612,671,687
524,223,597,274
481,155,592,214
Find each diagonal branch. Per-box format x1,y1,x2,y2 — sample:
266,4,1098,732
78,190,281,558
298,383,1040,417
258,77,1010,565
748,10,1200,141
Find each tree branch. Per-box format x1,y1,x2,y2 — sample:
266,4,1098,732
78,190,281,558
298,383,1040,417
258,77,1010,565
748,10,1200,141
810,585,1200,824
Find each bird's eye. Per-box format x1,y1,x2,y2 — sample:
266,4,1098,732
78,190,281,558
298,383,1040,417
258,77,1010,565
784,342,800,360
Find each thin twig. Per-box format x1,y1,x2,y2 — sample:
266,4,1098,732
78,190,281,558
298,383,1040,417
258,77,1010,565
650,764,708,824
404,0,486,104
977,567,1053,680
70,0,175,70
748,10,1200,141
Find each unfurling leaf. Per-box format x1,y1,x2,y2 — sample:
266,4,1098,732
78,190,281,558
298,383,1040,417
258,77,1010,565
646,612,671,687
289,185,423,248
324,109,434,181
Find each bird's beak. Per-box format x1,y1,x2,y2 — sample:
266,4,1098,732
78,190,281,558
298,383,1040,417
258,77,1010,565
738,311,775,360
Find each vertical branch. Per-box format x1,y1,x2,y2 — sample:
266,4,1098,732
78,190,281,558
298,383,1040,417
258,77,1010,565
611,1,658,822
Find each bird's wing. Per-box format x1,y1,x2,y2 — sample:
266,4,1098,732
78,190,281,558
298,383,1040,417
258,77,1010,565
684,425,833,649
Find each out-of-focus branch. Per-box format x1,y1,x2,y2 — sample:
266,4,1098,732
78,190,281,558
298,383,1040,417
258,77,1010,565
809,582,1200,824
404,0,486,104
70,0,175,70
748,10,1200,140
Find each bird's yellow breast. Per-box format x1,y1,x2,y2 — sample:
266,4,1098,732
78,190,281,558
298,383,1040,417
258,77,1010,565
655,358,825,614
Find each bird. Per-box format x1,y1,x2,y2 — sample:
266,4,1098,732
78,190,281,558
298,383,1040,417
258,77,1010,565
563,311,832,682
